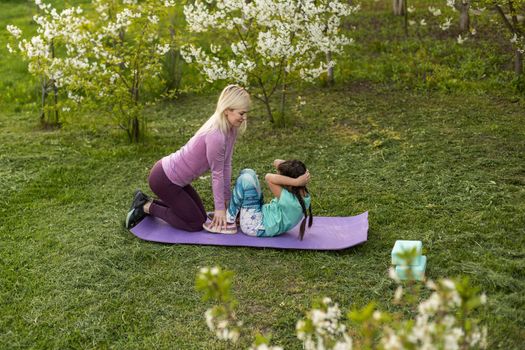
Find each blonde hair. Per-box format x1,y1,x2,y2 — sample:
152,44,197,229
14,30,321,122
195,84,251,136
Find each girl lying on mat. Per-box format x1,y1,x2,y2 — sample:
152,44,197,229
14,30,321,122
203,159,313,240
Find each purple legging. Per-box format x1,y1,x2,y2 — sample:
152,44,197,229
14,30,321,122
148,160,207,232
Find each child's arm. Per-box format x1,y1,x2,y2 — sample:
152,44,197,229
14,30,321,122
272,159,285,169
265,171,310,198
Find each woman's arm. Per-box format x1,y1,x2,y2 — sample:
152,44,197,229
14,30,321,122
205,131,228,229
222,130,237,209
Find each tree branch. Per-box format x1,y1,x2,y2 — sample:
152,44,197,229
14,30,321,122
507,0,523,35
494,4,517,34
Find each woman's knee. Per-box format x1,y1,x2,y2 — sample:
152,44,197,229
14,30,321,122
186,224,204,232
186,216,206,232
189,219,205,231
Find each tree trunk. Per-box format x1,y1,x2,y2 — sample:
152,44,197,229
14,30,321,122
459,2,470,33
494,3,524,76
393,0,404,16
279,79,287,127
50,40,59,126
263,97,274,123
326,51,334,86
40,77,47,127
131,115,140,143
515,49,523,75
256,78,274,123
53,83,59,125
403,0,408,36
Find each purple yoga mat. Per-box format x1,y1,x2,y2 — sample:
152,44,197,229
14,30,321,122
130,212,368,250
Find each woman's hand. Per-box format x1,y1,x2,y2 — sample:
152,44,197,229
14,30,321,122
295,170,311,187
210,209,227,229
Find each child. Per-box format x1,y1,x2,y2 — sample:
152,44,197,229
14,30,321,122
204,159,312,239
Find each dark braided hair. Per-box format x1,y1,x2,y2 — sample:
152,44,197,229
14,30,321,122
277,160,313,240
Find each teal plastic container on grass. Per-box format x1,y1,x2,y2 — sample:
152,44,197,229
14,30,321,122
391,240,423,265
395,255,427,281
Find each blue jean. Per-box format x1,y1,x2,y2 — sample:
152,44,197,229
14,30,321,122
227,169,265,236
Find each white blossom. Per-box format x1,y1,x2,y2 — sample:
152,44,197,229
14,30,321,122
394,286,403,302
440,17,453,31
210,43,221,54
480,293,487,304
148,15,159,24
156,43,170,56
441,279,456,290
388,267,400,282
67,91,83,103
426,280,437,290
333,334,353,350
382,328,403,350
205,309,214,330
182,0,354,87
428,7,441,16
457,34,467,44
373,311,382,321
6,25,22,38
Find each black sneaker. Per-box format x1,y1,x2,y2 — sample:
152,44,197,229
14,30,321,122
126,207,146,229
130,189,150,211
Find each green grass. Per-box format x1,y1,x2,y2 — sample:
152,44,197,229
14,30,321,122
1,86,524,349
1,1,525,349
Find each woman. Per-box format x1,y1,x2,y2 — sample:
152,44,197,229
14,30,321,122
126,84,251,232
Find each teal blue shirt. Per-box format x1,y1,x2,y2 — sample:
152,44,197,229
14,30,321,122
260,189,311,237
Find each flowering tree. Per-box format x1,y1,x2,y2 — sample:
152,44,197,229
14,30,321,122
488,0,525,74
76,0,176,142
195,267,242,343
195,265,488,350
7,0,177,141
446,0,473,32
181,0,358,125
6,1,89,127
405,1,525,75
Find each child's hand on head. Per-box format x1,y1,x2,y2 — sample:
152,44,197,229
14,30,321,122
273,159,285,168
296,170,310,187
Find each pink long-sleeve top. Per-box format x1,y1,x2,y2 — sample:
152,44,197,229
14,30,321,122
161,128,237,211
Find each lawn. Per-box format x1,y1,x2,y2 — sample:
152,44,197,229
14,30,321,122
1,1,524,349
